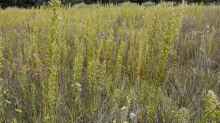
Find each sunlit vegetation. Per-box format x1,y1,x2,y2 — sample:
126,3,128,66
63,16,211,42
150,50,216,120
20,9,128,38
0,3,219,123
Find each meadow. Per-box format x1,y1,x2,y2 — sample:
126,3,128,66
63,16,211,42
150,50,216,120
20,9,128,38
0,3,220,123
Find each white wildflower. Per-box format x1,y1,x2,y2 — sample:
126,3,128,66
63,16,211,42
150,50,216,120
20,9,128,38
129,112,136,119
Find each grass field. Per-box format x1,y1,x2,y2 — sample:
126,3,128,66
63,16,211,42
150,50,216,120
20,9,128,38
0,4,220,123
